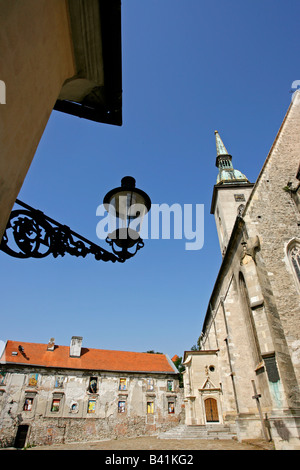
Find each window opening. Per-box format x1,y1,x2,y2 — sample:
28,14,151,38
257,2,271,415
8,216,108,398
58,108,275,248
54,376,64,388
118,400,126,413
89,377,98,393
119,378,127,390
168,402,175,414
23,397,34,411
147,401,154,414
87,399,96,413
147,378,154,391
0,371,7,385
51,398,60,412
28,373,38,387
167,380,174,391
70,402,79,413
290,243,300,283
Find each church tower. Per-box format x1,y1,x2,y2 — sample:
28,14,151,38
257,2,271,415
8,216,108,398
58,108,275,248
210,131,254,255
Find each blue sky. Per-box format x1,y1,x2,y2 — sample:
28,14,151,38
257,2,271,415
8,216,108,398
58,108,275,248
1,0,299,359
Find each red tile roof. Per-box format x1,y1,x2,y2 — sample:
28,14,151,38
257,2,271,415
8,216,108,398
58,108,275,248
1,341,177,375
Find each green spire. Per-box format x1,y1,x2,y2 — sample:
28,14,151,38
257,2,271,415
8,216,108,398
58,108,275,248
215,130,229,156
214,130,249,185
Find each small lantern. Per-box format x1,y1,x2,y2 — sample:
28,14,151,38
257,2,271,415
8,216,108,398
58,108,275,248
103,176,151,258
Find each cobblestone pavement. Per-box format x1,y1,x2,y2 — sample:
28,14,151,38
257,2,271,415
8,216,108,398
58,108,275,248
26,436,274,451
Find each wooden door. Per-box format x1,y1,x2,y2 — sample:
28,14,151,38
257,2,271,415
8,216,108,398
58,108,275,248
205,398,219,422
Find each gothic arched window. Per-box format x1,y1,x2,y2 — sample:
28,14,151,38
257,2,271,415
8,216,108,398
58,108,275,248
289,242,300,284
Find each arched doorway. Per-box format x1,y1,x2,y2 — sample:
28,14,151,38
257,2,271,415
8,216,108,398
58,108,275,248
204,398,219,422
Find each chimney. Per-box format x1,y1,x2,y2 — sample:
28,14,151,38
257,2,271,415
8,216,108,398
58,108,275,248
70,336,83,358
47,338,55,351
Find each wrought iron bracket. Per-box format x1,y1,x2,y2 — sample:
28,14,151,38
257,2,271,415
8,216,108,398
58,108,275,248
0,199,143,263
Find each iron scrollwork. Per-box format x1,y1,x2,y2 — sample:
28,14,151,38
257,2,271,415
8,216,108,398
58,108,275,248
106,233,144,260
0,199,138,263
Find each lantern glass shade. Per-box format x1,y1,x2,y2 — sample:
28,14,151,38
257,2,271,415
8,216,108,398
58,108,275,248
108,191,148,221
103,177,151,248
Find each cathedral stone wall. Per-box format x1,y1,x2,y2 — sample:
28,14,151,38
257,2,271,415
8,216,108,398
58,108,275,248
186,93,300,449
244,92,300,402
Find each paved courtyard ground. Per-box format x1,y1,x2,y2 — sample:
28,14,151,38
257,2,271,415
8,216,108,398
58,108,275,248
26,436,274,451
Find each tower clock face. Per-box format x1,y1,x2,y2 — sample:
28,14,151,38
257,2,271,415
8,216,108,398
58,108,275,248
234,194,245,202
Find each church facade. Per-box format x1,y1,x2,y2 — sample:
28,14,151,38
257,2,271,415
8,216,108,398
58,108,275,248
183,91,300,450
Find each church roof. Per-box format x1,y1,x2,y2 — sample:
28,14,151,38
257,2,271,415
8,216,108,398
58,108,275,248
0,340,178,375
216,168,249,185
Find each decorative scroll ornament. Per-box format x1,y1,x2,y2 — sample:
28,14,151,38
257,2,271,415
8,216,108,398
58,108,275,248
0,200,142,263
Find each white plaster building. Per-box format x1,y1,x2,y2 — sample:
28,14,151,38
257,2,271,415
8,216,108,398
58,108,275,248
0,337,183,448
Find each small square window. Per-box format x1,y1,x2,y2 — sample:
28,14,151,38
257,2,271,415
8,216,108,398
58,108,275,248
0,371,7,385
147,378,154,391
119,378,127,391
87,399,96,413
54,376,64,388
28,373,38,387
89,377,98,394
23,397,34,411
70,402,79,413
168,402,175,414
167,380,174,391
51,398,60,412
147,401,154,414
118,400,126,413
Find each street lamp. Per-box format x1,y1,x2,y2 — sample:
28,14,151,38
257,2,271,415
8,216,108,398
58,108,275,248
103,176,151,260
0,177,151,263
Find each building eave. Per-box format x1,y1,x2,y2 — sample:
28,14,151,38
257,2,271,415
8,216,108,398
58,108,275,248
54,0,122,126
183,349,219,363
0,361,177,376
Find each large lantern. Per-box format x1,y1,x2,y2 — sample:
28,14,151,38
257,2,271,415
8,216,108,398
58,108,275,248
103,176,151,259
